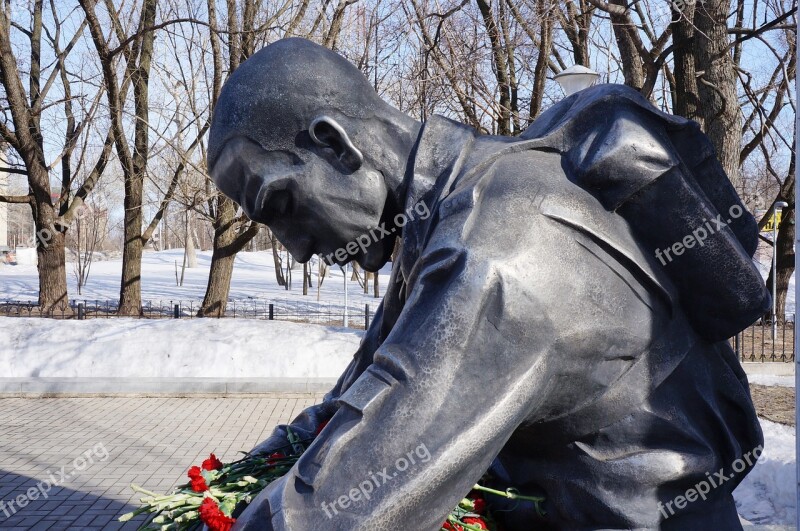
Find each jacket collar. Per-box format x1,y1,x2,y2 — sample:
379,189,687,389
403,115,477,213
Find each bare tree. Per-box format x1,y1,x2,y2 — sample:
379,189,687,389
80,0,161,315
70,199,107,295
198,0,263,317
0,1,111,312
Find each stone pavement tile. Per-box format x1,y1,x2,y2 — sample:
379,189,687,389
18,515,47,526
39,504,71,516
40,515,79,529
89,512,118,526
0,395,306,528
69,512,101,527
28,522,54,531
0,516,28,527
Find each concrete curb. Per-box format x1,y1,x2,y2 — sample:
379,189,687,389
742,362,794,377
0,377,338,397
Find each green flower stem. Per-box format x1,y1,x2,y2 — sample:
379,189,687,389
471,484,546,518
131,484,161,497
173,510,198,522
119,505,157,522
445,514,486,531
470,484,545,503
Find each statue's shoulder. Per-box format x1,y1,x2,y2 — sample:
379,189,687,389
520,83,689,142
437,143,569,229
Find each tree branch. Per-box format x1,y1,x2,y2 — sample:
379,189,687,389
584,0,626,16
0,193,32,204
0,166,28,175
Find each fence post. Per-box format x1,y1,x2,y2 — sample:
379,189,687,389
365,304,370,330
174,303,180,319
269,303,274,320
77,303,85,320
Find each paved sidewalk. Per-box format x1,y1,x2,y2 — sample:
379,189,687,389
0,396,791,531
0,395,322,530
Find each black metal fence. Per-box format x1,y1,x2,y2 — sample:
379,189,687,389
0,298,374,330
730,316,795,362
1,299,794,359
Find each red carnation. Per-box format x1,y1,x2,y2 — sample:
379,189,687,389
463,516,489,529
315,420,329,435
188,466,208,492
442,521,464,531
202,453,224,471
472,497,486,514
267,452,286,465
199,497,236,531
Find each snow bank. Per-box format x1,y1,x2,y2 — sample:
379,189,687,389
0,317,361,378
13,247,37,265
734,419,796,525
748,374,795,387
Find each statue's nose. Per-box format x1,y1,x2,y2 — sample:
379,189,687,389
247,176,295,224
242,173,265,219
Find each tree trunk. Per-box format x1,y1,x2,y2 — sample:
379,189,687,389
694,0,742,191
186,210,197,268
765,154,795,323
118,176,144,315
670,3,702,123
768,206,795,323
271,233,286,286
33,191,70,313
528,0,553,121
608,0,644,91
476,0,511,135
198,197,258,317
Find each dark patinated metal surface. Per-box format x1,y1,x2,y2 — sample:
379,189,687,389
209,38,769,531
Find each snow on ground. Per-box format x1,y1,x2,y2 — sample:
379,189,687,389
748,374,796,387
0,317,361,378
0,248,391,313
1,251,796,524
0,312,793,526
734,418,796,525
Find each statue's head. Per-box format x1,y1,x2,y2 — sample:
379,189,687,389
208,38,420,271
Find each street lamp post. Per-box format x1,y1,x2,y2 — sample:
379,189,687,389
343,263,349,328
771,201,788,340
553,65,600,97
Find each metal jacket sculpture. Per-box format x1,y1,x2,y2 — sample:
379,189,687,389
208,38,768,531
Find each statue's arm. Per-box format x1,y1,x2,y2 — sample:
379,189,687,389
249,302,386,456
233,225,539,530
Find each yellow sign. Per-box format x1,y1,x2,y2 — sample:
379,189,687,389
761,210,783,232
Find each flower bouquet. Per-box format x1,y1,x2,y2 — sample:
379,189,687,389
120,427,544,531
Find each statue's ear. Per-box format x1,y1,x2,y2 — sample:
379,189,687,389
308,115,364,172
